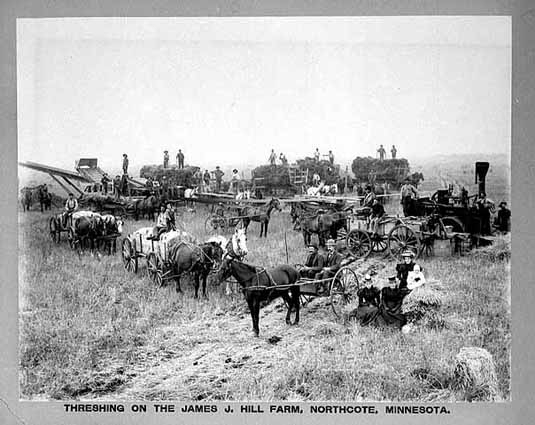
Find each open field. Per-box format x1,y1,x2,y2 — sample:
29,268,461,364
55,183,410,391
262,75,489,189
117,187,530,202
19,205,510,401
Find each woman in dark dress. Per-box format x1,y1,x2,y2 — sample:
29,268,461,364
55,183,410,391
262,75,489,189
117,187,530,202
355,275,381,326
378,276,409,329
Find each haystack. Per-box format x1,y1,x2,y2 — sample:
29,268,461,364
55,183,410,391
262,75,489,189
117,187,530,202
452,347,499,401
140,164,200,186
402,285,443,327
351,157,409,183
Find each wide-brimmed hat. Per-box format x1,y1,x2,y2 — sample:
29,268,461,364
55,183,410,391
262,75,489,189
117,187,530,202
326,239,336,246
308,242,318,250
364,274,372,281
499,201,507,207
388,275,397,281
401,250,415,258
232,169,238,173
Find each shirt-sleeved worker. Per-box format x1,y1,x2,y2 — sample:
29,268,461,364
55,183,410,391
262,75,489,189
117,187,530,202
391,145,397,159
163,151,170,168
328,150,334,165
62,193,79,228
214,166,224,192
400,180,418,216
269,149,277,165
122,154,129,174
362,186,376,208
377,145,386,161
314,148,320,162
369,198,385,234
177,150,185,169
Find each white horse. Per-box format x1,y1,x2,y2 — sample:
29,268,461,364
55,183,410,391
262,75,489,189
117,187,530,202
320,184,338,196
206,228,248,295
235,190,251,201
184,187,199,209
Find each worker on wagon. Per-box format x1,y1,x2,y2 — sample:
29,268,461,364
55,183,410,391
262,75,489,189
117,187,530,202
149,206,169,240
269,149,277,166
377,145,386,161
203,170,211,191
62,193,78,228
165,203,176,231
300,243,325,279
100,173,110,195
396,250,419,290
328,150,334,165
163,150,170,169
391,145,397,159
214,166,224,192
495,201,511,233
314,239,344,291
369,198,386,235
121,173,130,196
176,149,185,169
400,179,418,217
362,185,376,208
122,154,129,174
231,169,240,194
279,153,288,165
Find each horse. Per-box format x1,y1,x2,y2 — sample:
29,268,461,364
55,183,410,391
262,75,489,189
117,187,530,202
239,198,281,238
217,257,300,337
38,186,52,212
134,194,160,221
99,214,124,254
184,187,198,209
167,240,224,298
20,188,33,211
69,213,105,253
296,210,348,247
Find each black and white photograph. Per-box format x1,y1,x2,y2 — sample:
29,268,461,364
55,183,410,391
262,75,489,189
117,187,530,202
16,16,511,403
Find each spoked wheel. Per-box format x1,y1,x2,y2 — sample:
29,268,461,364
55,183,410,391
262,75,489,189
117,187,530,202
346,229,372,259
121,238,138,273
370,232,388,252
49,217,59,243
204,215,227,235
330,267,359,319
387,224,421,261
146,252,163,287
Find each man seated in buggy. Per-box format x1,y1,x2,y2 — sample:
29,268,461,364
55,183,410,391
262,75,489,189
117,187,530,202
314,239,344,294
299,242,325,279
368,198,386,235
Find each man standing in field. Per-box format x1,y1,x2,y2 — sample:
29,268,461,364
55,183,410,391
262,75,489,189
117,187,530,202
214,166,224,192
400,179,418,216
122,154,129,174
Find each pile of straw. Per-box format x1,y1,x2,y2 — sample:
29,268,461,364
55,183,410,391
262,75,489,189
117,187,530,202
401,285,443,327
452,346,499,401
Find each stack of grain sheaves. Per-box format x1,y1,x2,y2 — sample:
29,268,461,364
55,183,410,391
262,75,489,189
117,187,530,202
140,164,200,187
401,280,445,329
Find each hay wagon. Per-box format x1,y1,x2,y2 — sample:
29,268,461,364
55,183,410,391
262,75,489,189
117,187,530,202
121,230,183,286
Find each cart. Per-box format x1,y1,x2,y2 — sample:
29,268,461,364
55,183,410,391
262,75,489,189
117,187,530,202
204,204,248,234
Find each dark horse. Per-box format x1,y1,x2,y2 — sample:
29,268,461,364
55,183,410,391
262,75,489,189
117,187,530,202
38,186,52,212
239,198,281,238
217,257,300,336
20,188,33,211
296,210,348,247
134,194,160,221
69,215,104,252
167,240,224,298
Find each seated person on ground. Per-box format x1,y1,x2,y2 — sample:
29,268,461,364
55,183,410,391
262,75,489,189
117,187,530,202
354,274,381,326
406,264,426,290
378,275,409,329
299,243,325,279
368,198,386,235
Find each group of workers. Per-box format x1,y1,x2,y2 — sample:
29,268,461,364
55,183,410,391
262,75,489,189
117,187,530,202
161,150,185,169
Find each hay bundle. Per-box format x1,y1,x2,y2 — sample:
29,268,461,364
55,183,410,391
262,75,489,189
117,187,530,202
294,158,340,184
140,164,200,186
351,157,409,183
252,164,294,192
452,347,499,401
402,285,443,326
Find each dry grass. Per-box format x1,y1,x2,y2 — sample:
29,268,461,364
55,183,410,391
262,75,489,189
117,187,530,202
19,205,510,401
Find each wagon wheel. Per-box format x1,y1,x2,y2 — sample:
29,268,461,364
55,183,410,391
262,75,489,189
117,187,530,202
49,217,59,243
121,238,138,273
146,252,163,287
330,267,359,319
370,232,388,252
346,229,372,259
204,215,227,235
387,224,421,261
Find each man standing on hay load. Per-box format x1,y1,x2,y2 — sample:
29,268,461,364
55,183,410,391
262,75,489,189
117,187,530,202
122,154,129,174
269,149,277,166
299,243,325,279
177,149,184,169
231,169,241,194
314,148,320,162
328,150,334,165
163,150,170,168
377,145,386,161
391,145,397,159
314,239,343,292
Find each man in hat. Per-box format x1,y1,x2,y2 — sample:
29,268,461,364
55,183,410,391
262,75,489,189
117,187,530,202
495,201,511,233
377,145,386,161
176,149,185,169
62,192,78,228
300,243,325,279
213,166,224,192
400,179,418,216
122,154,129,174
231,169,240,194
163,151,170,168
314,239,344,287
328,150,334,165
314,148,320,162
391,145,397,159
396,250,418,289
101,173,110,195
362,185,376,208
113,175,121,200
269,149,277,166
369,198,385,235
203,169,211,191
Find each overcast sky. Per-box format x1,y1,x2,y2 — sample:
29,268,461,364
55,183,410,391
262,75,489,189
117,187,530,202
17,17,511,172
